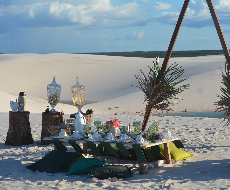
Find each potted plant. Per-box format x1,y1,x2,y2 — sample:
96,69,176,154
45,106,49,113
86,109,94,114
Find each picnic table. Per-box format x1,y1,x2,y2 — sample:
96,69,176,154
43,136,182,174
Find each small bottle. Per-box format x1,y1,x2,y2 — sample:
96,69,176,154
18,92,26,112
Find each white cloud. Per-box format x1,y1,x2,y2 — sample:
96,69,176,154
152,12,179,25
0,0,230,33
151,0,216,28
219,0,230,7
126,30,144,39
224,27,230,33
132,30,144,38
215,0,230,19
74,30,83,37
151,2,173,10
191,0,196,4
0,0,147,31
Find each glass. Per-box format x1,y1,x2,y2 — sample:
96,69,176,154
71,77,85,114
94,120,102,131
47,76,61,113
148,122,159,137
133,121,142,135
67,123,75,135
120,125,128,134
83,124,91,137
102,124,111,135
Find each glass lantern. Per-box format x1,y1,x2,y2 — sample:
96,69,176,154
71,77,85,114
47,76,61,113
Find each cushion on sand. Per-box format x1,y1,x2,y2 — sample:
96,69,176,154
66,155,85,168
66,158,108,175
26,150,82,173
143,147,163,162
159,142,195,161
89,165,133,179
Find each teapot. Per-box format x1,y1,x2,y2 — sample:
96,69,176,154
75,112,86,134
10,100,19,112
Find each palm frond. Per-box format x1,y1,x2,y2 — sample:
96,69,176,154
135,57,189,112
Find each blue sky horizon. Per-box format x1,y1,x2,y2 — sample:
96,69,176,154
1,0,230,54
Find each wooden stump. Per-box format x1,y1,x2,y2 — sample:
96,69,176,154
70,113,91,124
5,111,33,146
41,112,64,145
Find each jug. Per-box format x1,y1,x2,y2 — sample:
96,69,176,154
10,101,19,112
75,112,86,134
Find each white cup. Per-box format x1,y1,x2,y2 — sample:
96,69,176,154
92,131,101,139
106,133,114,140
135,135,145,143
59,129,67,137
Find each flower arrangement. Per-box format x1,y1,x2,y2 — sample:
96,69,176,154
105,119,121,128
101,119,121,135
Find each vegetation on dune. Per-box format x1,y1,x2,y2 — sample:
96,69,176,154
76,50,225,58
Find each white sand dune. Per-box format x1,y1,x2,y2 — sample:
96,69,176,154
1,53,230,189
0,53,224,114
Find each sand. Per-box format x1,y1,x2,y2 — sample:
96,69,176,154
0,53,230,189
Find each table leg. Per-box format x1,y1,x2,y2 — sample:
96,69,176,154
164,142,172,165
138,163,145,174
52,138,68,152
83,143,88,153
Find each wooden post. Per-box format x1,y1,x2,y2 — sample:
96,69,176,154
206,0,230,65
6,111,33,146
164,142,172,165
41,112,64,145
83,143,88,153
161,0,190,74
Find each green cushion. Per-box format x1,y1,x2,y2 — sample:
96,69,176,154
66,158,108,175
66,155,85,168
26,150,82,173
159,142,195,161
89,165,133,179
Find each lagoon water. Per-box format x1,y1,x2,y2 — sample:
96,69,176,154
161,111,225,118
61,99,225,119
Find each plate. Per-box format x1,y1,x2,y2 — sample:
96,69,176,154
67,136,84,140
53,135,68,139
103,139,116,142
87,138,101,142
117,139,134,143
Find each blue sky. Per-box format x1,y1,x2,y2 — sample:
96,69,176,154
0,0,230,53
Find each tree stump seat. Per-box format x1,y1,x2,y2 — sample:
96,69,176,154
41,112,64,145
5,111,33,146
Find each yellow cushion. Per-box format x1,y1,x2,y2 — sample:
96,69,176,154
159,142,195,161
